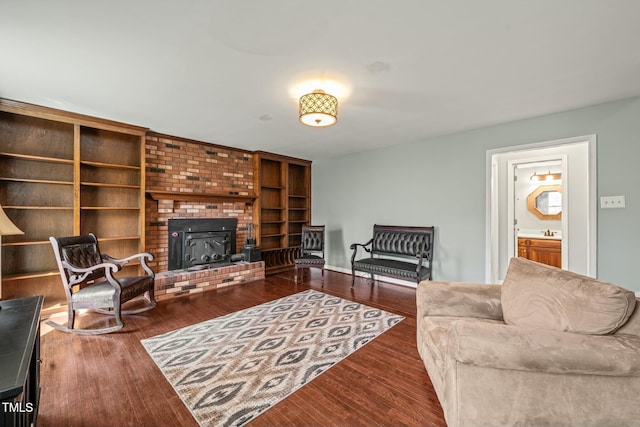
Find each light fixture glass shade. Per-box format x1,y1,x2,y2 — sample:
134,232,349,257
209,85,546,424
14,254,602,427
299,89,338,127
0,205,24,236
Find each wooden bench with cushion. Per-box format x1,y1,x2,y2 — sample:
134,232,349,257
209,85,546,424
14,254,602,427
350,225,434,286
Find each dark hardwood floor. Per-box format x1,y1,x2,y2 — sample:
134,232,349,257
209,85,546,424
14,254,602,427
38,270,446,427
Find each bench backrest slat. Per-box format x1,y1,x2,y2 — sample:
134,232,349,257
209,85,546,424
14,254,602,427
371,225,434,259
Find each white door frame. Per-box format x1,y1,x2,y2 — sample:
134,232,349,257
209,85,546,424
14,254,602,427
506,155,568,269
486,135,597,283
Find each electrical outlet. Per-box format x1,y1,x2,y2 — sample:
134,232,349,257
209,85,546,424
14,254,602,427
600,196,626,209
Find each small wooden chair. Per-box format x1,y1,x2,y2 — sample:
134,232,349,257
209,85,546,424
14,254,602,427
294,225,326,283
48,233,156,334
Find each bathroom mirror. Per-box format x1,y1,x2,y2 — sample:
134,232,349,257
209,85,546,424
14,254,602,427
527,185,562,220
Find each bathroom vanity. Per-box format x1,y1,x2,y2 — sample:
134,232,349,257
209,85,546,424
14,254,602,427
517,234,561,268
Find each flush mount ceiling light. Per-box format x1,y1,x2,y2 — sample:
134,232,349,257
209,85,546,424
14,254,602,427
299,89,338,127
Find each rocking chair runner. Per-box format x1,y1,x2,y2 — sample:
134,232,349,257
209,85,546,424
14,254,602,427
48,233,156,334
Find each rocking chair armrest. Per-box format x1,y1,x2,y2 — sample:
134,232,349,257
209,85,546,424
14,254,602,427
61,260,120,287
102,252,154,266
102,252,155,278
62,260,119,274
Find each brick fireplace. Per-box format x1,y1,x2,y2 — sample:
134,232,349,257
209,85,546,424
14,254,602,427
145,132,264,300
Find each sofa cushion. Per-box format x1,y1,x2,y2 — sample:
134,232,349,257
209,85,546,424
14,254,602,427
446,318,640,376
502,258,636,335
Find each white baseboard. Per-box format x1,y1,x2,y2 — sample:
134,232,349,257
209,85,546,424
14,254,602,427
324,264,417,289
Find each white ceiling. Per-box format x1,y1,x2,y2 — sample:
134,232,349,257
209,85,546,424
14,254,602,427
2,1,640,161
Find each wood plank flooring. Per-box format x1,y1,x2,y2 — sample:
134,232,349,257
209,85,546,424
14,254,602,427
38,270,446,427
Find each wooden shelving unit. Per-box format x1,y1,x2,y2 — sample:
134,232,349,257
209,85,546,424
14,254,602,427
0,99,147,308
253,151,311,274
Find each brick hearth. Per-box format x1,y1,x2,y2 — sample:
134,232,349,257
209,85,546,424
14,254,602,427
154,261,265,301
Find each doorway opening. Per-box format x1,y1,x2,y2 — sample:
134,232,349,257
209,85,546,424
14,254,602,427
486,135,597,283
508,157,566,270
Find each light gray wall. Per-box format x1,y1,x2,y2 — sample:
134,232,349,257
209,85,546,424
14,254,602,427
312,96,640,292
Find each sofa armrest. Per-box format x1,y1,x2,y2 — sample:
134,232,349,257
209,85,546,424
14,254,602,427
416,281,503,320
448,319,640,376
615,299,640,338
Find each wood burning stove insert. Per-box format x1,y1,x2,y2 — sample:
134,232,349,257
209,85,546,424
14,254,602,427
168,218,237,270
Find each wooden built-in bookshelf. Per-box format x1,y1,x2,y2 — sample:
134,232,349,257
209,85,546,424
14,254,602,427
253,151,311,274
0,99,147,309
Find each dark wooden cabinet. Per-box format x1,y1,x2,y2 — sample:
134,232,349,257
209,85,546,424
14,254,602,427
253,152,311,274
0,296,43,427
518,237,561,268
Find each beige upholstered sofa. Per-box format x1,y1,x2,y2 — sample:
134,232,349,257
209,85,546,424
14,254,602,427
417,257,640,427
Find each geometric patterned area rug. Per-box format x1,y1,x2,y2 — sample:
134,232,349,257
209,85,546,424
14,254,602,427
141,289,404,427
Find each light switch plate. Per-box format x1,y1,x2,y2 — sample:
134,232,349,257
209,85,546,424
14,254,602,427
600,196,626,209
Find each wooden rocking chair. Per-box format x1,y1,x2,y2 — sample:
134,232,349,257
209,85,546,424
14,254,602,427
48,233,156,334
